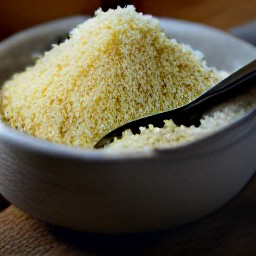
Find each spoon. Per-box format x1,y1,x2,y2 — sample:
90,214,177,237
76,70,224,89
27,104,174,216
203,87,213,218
95,60,256,148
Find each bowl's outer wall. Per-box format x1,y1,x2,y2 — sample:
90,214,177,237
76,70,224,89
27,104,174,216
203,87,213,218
1,124,256,233
0,17,256,233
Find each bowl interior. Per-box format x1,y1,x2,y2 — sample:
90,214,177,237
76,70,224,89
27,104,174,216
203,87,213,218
0,16,255,158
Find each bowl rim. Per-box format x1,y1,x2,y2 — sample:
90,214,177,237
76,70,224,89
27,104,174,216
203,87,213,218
1,108,256,160
0,16,256,161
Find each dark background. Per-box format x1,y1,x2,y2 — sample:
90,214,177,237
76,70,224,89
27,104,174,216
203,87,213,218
0,0,255,41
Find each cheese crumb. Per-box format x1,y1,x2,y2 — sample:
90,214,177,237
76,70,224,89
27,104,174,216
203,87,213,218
1,6,220,148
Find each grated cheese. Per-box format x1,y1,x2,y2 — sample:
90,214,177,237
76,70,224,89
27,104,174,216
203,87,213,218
1,6,221,148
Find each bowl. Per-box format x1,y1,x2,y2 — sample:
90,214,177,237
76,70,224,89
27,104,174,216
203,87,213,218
0,16,255,233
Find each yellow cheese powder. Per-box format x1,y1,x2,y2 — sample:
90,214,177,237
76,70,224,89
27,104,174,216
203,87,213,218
0,6,220,148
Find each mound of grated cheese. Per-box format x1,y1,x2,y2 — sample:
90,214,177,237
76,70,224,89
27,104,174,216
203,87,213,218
1,6,221,148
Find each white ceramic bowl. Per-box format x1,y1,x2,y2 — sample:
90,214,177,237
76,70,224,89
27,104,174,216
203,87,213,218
0,16,255,233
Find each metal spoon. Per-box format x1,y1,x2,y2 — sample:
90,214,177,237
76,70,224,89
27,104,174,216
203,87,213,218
95,60,256,148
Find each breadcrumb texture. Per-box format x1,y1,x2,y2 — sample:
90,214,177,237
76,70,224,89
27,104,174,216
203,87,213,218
1,6,220,148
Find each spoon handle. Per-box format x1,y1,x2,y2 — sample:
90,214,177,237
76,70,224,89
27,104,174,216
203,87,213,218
188,60,256,108
95,60,256,148
174,59,256,126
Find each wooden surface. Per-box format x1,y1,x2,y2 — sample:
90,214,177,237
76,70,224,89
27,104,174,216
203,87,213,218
0,0,256,255
133,0,256,30
0,0,100,40
1,173,256,255
0,0,256,41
